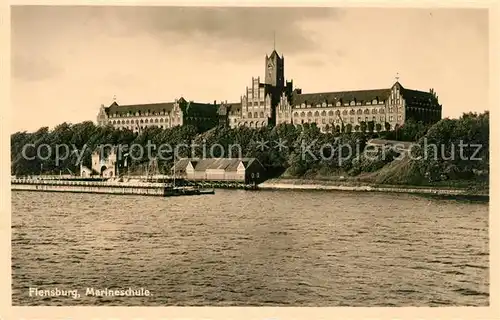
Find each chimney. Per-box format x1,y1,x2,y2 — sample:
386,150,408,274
214,100,217,105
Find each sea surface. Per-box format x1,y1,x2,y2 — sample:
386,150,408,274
11,190,489,306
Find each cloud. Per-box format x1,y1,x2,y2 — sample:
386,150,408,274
11,54,63,81
130,7,342,54
11,6,342,56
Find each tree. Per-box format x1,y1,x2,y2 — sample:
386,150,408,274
375,123,382,132
360,121,367,133
367,121,375,133
354,125,360,132
384,122,391,132
345,124,352,133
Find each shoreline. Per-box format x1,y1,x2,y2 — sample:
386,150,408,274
257,178,489,199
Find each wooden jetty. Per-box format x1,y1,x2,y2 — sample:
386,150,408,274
11,178,214,197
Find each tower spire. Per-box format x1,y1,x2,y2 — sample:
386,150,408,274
395,72,400,82
273,30,276,51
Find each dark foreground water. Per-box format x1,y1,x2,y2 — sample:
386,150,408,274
11,190,489,306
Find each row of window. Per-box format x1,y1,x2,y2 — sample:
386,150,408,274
238,121,267,128
244,112,269,119
297,99,386,109
290,108,388,118
110,117,180,125
109,109,179,118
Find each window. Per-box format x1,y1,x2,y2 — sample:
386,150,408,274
389,107,394,113
260,112,264,118
321,111,327,117
367,102,371,105
336,101,341,107
254,112,258,118
350,117,354,123
357,117,361,122
294,112,299,117
248,112,252,118
307,111,312,117
322,119,326,124
389,116,394,121
328,111,334,116
314,111,320,117
350,101,355,106
300,112,305,117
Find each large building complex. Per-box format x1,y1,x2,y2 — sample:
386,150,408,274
97,50,442,133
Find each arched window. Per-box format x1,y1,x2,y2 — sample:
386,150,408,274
364,109,370,114
300,112,305,117
307,111,312,117
321,111,326,117
379,108,385,114
260,111,264,118
373,99,378,105
117,120,121,124
314,111,320,117
336,101,341,107
145,119,149,123
155,118,159,123
254,112,258,118
357,109,363,115
372,109,378,114
349,109,355,115
335,110,341,115
248,112,252,118
328,111,334,116
159,118,164,123
342,110,348,115
249,121,254,128
294,112,299,117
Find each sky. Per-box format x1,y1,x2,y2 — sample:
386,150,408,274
10,6,489,133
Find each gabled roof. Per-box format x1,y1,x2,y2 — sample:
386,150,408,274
292,88,392,106
106,102,177,116
171,158,261,172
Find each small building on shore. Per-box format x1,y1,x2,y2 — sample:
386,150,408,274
171,158,266,184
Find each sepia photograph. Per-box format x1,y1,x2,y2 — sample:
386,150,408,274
7,4,492,311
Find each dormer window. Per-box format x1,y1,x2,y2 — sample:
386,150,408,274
336,101,341,107
372,99,378,104
350,100,355,106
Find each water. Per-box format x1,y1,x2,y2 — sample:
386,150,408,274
11,190,489,306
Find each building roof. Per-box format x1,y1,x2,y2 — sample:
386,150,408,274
226,102,241,113
172,158,261,172
400,88,439,105
104,97,219,117
291,82,440,107
292,88,392,106
105,100,182,116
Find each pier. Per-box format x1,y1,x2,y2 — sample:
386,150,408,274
11,178,214,197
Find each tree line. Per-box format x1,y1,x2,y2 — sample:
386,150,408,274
11,112,489,186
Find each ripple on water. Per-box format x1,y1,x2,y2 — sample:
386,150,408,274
11,190,489,306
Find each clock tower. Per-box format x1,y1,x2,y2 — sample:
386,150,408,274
265,50,284,88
